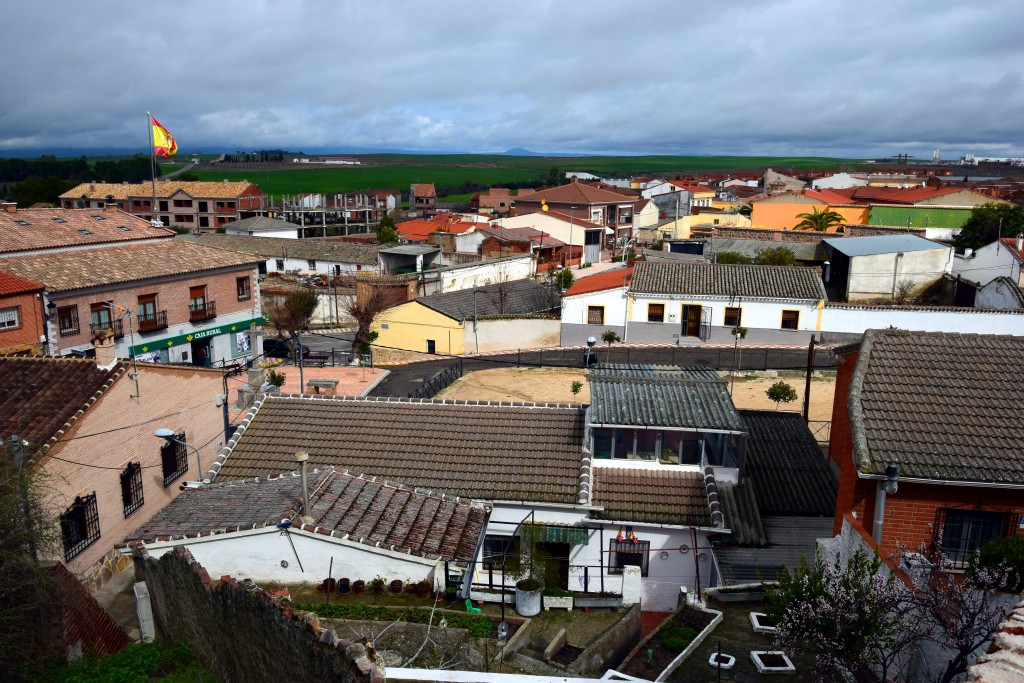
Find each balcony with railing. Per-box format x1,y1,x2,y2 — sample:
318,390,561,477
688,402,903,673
188,300,216,322
90,318,124,339
137,310,169,333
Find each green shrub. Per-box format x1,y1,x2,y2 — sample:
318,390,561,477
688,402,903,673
296,603,494,637
976,536,1024,592
41,641,217,682
659,624,697,653
542,587,572,597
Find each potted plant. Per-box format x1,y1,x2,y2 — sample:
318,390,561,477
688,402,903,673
337,578,350,594
515,578,543,617
542,587,574,611
413,579,431,598
444,586,459,603
369,576,385,595
352,579,366,595
389,579,404,594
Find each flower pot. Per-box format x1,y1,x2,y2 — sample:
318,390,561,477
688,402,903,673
337,578,350,594
389,580,404,594
352,580,366,594
414,583,431,598
515,579,543,617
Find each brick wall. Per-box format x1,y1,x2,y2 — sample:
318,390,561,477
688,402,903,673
49,562,130,661
135,546,382,682
49,266,257,354
43,364,226,584
830,349,859,535
0,289,44,348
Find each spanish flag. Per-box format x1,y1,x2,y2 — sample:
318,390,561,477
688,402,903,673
150,115,177,158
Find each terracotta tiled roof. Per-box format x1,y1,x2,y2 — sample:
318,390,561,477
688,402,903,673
998,237,1024,264
740,410,836,517
668,180,715,194
477,225,532,243
968,597,1024,682
179,233,383,265
847,329,1024,484
517,182,636,205
0,269,44,296
0,357,127,448
60,180,259,200
505,226,566,248
2,240,260,292
0,207,174,255
397,215,475,241
591,468,714,526
417,278,560,321
564,265,632,297
631,261,826,300
216,395,588,505
128,467,488,561
410,183,437,198
586,182,638,197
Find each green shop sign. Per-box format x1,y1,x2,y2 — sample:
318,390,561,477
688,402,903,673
130,316,266,356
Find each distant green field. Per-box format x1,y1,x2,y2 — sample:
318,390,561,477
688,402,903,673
168,154,866,198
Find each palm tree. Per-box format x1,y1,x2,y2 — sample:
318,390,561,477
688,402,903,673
794,207,845,232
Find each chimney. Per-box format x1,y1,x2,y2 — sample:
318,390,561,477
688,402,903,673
1,202,16,214
93,330,118,370
1016,233,1023,252
105,195,118,212
295,451,313,524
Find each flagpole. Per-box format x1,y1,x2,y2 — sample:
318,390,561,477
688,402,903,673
147,111,157,225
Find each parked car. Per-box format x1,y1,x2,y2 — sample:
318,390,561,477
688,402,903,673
263,338,310,359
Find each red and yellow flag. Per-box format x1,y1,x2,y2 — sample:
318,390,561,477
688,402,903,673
150,115,177,158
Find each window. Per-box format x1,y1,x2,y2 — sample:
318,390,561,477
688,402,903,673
60,493,100,561
158,201,168,212
307,260,317,270
608,539,650,576
724,307,742,328
939,509,1011,569
587,306,605,325
199,216,209,228
120,462,144,517
189,285,206,310
236,276,251,301
58,305,80,337
276,259,285,270
647,303,665,323
198,201,208,212
0,305,21,330
90,302,112,330
482,535,520,565
160,433,189,486
173,199,192,208
781,310,800,330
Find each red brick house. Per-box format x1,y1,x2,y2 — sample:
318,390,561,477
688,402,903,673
409,183,436,213
0,270,45,354
830,329,1023,568
59,180,268,232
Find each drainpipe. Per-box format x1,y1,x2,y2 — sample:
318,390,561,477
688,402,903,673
872,465,900,545
296,451,313,524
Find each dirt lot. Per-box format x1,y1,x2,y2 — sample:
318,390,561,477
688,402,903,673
435,368,836,422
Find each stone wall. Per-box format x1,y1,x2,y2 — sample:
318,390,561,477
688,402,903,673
49,562,130,661
134,546,383,683
568,603,642,676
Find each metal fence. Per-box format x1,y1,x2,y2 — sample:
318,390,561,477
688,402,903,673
408,359,464,399
485,345,836,372
807,420,832,443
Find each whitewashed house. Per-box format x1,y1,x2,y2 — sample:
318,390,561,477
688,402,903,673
560,265,633,346
622,260,827,345
822,234,953,301
180,234,384,276
952,235,1024,288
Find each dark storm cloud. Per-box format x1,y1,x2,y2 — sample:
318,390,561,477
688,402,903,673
0,0,1021,158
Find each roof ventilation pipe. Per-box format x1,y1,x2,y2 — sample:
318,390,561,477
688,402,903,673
296,451,313,524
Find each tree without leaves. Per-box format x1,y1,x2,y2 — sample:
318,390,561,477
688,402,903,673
951,202,1024,253
345,287,391,356
794,207,845,232
765,381,798,409
264,288,319,341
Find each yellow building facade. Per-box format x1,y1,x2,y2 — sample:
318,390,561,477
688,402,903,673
372,301,465,355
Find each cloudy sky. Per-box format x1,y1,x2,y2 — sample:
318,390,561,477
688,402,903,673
2,1,1022,159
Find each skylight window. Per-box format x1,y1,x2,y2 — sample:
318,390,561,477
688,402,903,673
78,228,94,235
91,215,106,221
116,225,132,232
52,217,66,224
15,220,30,226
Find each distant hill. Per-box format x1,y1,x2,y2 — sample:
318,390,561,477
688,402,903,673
504,148,540,156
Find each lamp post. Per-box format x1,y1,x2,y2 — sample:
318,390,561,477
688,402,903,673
586,336,597,367
43,299,57,355
153,428,204,482
324,255,333,330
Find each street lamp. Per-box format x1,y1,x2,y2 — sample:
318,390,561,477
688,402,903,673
44,299,57,355
586,336,597,367
153,428,204,482
323,255,333,330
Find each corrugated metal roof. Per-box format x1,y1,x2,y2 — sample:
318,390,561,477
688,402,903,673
588,365,745,431
823,234,948,257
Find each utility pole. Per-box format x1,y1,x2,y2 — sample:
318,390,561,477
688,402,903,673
803,335,816,423
11,434,37,563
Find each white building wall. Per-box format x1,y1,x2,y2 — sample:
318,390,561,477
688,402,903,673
441,256,533,292
266,255,370,276
811,173,868,189
562,287,629,327
820,305,1024,336
641,182,678,199
844,248,952,301
631,295,820,332
976,278,1024,308
466,318,561,353
952,241,1024,287
142,527,436,584
494,214,597,248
